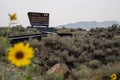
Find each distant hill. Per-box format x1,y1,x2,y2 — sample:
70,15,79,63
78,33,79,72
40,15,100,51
56,21,120,30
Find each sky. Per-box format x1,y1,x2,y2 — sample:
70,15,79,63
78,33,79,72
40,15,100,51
0,0,120,27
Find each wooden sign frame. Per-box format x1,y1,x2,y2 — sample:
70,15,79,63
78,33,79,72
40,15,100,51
28,12,49,27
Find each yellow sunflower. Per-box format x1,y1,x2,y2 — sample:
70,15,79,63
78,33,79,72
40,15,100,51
9,13,17,21
8,42,34,67
111,73,117,80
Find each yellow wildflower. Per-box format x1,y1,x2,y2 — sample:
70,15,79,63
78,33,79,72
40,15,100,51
8,42,34,67
9,13,17,21
111,73,117,80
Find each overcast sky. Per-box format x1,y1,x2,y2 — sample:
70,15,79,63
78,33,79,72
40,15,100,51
0,0,120,27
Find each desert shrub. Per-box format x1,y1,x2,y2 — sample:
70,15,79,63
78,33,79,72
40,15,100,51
49,73,65,80
73,31,88,45
0,27,8,36
105,55,120,63
105,48,112,54
47,55,62,66
59,50,69,59
92,49,105,60
23,28,40,35
65,55,76,68
78,51,90,63
99,62,120,80
71,64,92,80
42,34,68,50
27,38,41,48
90,69,103,80
61,36,74,51
43,73,65,80
61,37,82,57
113,35,120,40
0,25,40,36
29,63,45,76
57,27,72,33
87,60,102,69
11,25,25,31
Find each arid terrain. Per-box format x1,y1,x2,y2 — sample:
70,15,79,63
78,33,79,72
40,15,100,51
0,24,120,80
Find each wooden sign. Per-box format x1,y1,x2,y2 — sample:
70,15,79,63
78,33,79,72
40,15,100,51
28,12,49,27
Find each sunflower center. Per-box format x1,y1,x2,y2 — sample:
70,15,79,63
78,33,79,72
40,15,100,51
15,51,24,59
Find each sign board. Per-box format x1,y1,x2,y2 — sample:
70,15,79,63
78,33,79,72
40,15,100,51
28,12,49,27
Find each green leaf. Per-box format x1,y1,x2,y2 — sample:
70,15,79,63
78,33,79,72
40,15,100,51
0,37,11,56
33,58,41,64
11,72,22,78
25,75,32,80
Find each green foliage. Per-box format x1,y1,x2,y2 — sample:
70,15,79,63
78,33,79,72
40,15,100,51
0,75,1,80
49,73,65,80
71,64,92,80
0,37,11,56
24,74,32,80
11,72,23,80
88,60,102,69
0,25,40,37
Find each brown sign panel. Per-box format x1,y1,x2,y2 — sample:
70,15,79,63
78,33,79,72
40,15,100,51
28,12,49,27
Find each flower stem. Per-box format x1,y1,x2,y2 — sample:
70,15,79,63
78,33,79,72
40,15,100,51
2,62,6,80
24,66,29,76
23,65,31,80
6,21,12,38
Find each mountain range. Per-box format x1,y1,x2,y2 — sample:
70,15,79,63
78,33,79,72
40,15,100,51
56,21,120,30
